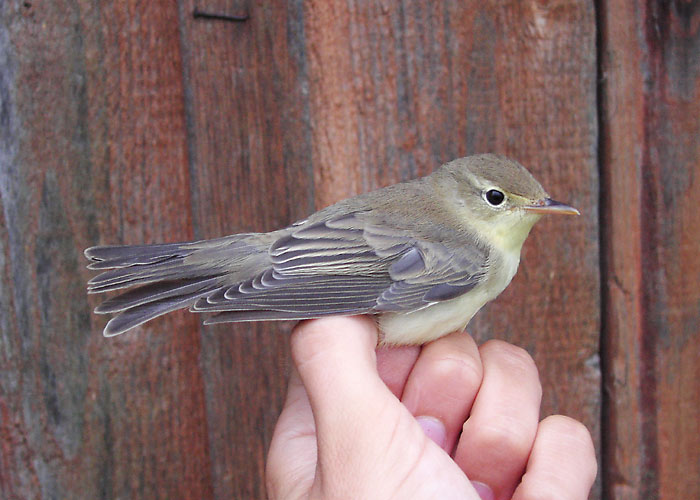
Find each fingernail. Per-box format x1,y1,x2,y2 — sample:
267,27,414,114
471,481,495,500
416,416,446,449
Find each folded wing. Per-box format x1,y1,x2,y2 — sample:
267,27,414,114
193,212,489,321
86,212,489,335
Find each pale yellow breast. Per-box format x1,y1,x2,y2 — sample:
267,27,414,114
377,249,521,345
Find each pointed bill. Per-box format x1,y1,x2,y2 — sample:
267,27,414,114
524,198,580,216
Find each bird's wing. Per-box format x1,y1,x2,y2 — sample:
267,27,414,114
193,212,489,318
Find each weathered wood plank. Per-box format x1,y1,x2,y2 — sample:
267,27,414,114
298,0,601,494
178,1,307,497
2,0,601,498
180,0,600,495
1,1,212,498
600,1,700,498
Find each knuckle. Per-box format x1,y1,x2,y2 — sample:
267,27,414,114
542,415,598,479
483,340,536,371
429,355,483,390
481,340,541,396
469,417,534,459
545,415,592,441
516,480,566,500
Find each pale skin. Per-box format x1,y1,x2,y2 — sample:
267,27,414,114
266,316,597,500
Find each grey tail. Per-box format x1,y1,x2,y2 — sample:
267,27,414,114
85,241,227,336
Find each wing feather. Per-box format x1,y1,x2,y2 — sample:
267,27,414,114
194,211,489,315
88,211,490,334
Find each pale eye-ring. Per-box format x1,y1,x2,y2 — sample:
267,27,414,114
484,189,506,207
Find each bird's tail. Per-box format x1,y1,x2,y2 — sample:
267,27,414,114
85,236,257,336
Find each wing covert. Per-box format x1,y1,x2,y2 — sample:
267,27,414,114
193,211,489,316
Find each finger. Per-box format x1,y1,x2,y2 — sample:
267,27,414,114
513,415,597,500
400,331,482,452
279,367,316,434
291,315,383,422
454,340,542,500
291,316,479,498
290,316,402,477
266,367,317,499
376,344,420,398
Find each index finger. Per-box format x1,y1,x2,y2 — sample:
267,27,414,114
454,340,542,499
376,345,420,398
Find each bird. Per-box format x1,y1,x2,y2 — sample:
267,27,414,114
85,154,579,345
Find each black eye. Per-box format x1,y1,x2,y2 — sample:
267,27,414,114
485,189,505,206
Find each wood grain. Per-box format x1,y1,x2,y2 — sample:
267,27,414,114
599,1,700,499
1,1,211,498
178,1,307,497
13,0,700,498
304,2,601,495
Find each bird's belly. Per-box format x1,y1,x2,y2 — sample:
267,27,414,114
377,288,493,345
377,250,520,346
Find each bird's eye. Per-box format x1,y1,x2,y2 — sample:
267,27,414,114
484,189,506,206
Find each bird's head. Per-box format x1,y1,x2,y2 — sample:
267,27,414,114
439,154,579,252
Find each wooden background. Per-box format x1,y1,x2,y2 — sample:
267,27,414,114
0,0,697,498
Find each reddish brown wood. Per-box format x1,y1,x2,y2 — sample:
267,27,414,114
1,1,212,498
600,1,700,499
304,1,601,495
2,0,605,498
177,1,308,497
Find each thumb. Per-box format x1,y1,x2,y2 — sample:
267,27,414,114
290,316,404,479
290,316,479,499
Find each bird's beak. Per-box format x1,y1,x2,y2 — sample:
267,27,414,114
524,198,580,216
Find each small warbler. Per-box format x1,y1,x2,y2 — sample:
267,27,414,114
86,154,579,345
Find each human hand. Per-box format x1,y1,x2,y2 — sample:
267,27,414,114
266,316,596,499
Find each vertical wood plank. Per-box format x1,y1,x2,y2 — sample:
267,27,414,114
302,2,600,496
2,0,603,497
1,1,212,498
600,1,700,498
599,2,646,496
178,1,308,497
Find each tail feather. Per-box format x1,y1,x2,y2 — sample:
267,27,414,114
94,277,223,314
84,243,189,264
103,289,215,337
86,240,238,336
88,263,215,293
87,254,178,270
